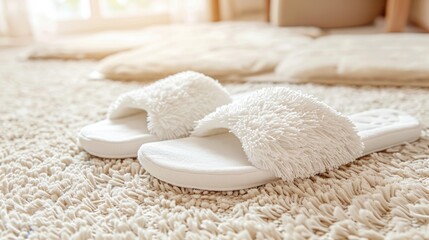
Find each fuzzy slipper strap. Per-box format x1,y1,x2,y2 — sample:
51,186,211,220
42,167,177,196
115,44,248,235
192,87,363,181
108,71,231,140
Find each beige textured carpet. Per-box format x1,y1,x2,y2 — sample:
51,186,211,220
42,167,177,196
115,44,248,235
1,48,429,239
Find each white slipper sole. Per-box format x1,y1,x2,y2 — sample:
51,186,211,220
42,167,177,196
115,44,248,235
79,112,159,158
138,109,421,191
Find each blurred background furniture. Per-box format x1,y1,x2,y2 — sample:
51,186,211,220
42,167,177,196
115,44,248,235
386,0,411,32
2,0,429,44
269,0,385,28
411,0,429,31
212,0,429,33
210,0,270,22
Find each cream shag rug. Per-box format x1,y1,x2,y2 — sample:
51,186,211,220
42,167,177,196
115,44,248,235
1,48,429,240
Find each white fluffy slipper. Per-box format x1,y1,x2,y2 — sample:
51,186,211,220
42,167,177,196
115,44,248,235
78,71,231,158
138,87,421,191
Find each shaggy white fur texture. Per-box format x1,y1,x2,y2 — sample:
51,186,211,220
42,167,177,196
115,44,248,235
108,71,231,140
1,48,429,239
193,87,364,181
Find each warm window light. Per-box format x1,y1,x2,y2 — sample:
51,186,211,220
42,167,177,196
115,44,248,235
0,0,8,36
0,0,211,40
100,0,168,18
53,0,91,20
24,0,169,39
27,0,89,21
28,0,167,20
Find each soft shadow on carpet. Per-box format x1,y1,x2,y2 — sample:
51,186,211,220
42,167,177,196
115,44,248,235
1,48,429,239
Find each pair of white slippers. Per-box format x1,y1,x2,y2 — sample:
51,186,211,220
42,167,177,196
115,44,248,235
79,71,421,191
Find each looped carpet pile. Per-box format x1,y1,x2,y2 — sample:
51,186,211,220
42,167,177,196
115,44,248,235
1,48,429,239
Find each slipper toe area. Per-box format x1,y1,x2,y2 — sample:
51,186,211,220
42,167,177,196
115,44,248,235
79,113,159,158
138,133,277,191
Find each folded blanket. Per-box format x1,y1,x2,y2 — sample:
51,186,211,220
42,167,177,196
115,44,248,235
275,34,429,87
27,22,321,61
91,22,319,81
27,28,170,60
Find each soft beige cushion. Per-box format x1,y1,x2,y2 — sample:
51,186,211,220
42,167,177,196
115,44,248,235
92,22,319,81
275,34,429,87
